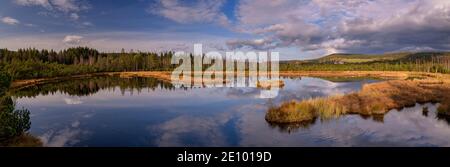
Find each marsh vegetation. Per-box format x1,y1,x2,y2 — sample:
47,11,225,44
3,47,450,146
266,72,450,124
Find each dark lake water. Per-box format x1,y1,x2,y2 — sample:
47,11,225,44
12,76,450,147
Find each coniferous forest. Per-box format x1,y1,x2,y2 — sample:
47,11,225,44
0,47,175,80
2,47,450,81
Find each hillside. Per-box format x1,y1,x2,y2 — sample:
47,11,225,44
312,53,410,64
292,52,450,64
280,52,450,73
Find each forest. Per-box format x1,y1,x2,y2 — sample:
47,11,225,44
2,47,450,81
0,47,175,80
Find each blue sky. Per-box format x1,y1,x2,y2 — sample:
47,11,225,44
1,0,450,60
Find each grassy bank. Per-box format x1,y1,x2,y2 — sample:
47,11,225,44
279,71,412,79
12,70,416,90
266,73,450,123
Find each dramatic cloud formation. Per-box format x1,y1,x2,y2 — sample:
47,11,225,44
3,0,450,59
1,16,20,25
229,0,450,54
14,0,90,22
149,0,230,26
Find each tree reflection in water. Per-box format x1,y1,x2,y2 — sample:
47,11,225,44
4,75,178,146
11,76,176,98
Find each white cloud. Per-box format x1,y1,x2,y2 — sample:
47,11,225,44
1,16,20,25
71,120,80,128
62,35,83,45
69,13,79,20
51,0,82,13
227,38,279,50
63,97,83,105
24,23,36,27
14,0,52,9
149,0,230,26
81,21,92,26
151,114,233,146
236,0,303,26
14,0,91,22
16,0,89,13
39,127,84,147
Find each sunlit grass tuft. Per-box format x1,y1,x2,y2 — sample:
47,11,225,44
438,97,450,116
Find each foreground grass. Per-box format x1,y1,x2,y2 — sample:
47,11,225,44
266,73,450,123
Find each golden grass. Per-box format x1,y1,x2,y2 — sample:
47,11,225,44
115,71,172,82
266,101,316,123
257,80,285,89
438,97,450,116
279,71,412,79
266,73,450,123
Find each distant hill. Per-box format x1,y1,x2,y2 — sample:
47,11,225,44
313,53,410,63
283,52,450,64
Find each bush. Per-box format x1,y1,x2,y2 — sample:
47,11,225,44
0,71,32,143
0,107,31,141
0,72,12,95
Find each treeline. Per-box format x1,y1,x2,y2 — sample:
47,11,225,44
3,47,450,80
0,47,176,80
281,53,450,73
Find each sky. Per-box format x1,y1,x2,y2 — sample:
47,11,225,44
1,0,450,60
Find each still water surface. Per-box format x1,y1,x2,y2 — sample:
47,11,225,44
13,76,450,146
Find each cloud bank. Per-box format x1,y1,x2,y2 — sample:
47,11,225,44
229,0,450,54
149,0,230,26
14,0,90,21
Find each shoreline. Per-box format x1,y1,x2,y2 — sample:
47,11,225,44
11,70,449,90
10,71,173,89
10,70,450,125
